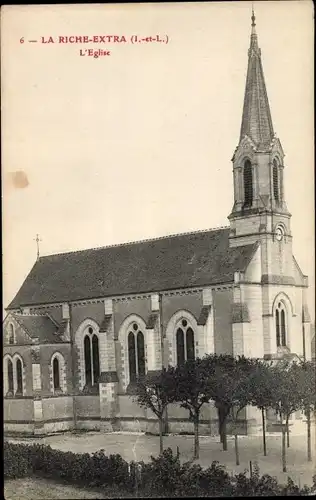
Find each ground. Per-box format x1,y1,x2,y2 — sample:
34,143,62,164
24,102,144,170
5,428,316,497
4,477,110,500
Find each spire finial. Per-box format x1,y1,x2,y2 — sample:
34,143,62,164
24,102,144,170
251,4,256,35
34,234,42,260
251,4,256,27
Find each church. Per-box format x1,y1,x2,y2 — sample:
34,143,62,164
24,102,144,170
3,13,312,436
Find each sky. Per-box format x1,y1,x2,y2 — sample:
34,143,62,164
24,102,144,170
2,1,314,318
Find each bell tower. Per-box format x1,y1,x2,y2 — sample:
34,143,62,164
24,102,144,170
228,10,292,257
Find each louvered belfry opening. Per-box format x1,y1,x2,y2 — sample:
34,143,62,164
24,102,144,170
243,160,253,207
273,160,279,202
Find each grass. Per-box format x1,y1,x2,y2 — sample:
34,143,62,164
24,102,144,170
4,477,109,500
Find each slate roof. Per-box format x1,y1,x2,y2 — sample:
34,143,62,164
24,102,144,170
7,228,258,309
12,313,59,343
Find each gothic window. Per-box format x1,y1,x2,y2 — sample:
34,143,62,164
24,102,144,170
50,352,66,394
280,309,286,346
16,358,23,395
273,159,279,202
53,357,60,391
176,319,195,366
137,331,145,377
243,160,253,207
7,359,14,395
8,323,15,344
176,328,185,366
186,328,195,361
128,323,145,382
275,302,287,347
92,335,100,386
83,327,100,387
84,335,92,385
275,309,280,347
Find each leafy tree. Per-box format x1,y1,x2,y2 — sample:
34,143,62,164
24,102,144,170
295,360,316,462
173,358,212,459
228,356,259,465
250,360,276,456
203,354,256,463
203,354,236,451
269,361,303,472
204,353,258,461
134,368,177,454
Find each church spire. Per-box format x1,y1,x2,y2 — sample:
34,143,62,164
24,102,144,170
239,9,274,149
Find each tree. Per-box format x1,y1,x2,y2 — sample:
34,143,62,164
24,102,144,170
173,358,211,459
134,368,177,454
203,354,236,451
250,360,276,456
203,354,256,464
228,356,259,465
269,361,303,472
295,360,316,462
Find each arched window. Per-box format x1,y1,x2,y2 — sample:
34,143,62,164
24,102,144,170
243,160,253,207
275,302,287,347
280,309,286,346
128,331,137,382
53,357,60,391
92,334,100,385
50,353,66,394
7,359,14,395
186,328,195,361
176,319,195,366
84,335,92,385
275,309,280,347
16,358,23,394
128,323,145,382
137,331,145,377
8,323,15,344
176,328,185,366
83,328,100,387
273,159,279,202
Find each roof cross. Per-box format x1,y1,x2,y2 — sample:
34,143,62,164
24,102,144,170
34,234,42,260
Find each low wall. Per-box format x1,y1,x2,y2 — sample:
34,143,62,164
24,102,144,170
4,397,34,423
42,396,74,433
4,398,34,435
4,422,34,434
42,396,74,420
75,395,101,430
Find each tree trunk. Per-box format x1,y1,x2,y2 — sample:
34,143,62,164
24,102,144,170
163,405,169,434
282,422,287,472
286,416,290,448
218,407,223,442
158,417,163,455
219,423,225,443
193,418,200,460
222,417,228,451
306,407,312,462
261,407,267,456
234,429,240,466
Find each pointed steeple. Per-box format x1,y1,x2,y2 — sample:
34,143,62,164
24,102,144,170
239,9,274,149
